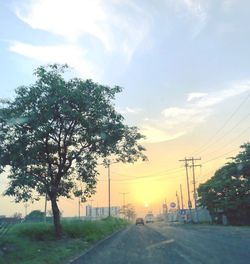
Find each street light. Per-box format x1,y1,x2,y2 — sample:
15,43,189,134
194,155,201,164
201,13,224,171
88,199,94,219
103,160,119,217
119,192,130,218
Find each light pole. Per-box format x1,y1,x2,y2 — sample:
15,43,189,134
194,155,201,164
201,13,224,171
44,193,47,223
24,203,29,218
119,192,130,218
108,162,111,217
78,197,81,219
103,160,118,217
180,184,184,210
88,199,94,219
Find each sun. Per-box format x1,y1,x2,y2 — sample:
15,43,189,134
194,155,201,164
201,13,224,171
144,202,149,208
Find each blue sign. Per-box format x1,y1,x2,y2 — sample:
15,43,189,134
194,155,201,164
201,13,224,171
179,209,187,215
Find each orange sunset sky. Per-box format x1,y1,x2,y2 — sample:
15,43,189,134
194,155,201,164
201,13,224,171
1,0,250,217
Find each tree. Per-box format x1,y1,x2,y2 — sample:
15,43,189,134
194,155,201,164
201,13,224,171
25,210,45,221
0,64,147,238
198,143,250,225
122,204,136,221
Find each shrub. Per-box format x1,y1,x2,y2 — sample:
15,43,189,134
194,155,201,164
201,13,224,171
10,223,54,241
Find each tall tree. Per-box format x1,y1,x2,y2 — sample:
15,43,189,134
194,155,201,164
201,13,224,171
0,64,147,238
198,143,250,224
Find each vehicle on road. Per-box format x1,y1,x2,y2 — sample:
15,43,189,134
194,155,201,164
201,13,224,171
135,218,144,225
145,213,154,223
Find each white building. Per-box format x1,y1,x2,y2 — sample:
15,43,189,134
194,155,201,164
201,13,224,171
85,205,121,219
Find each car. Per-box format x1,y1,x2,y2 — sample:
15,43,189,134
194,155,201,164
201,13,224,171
135,217,144,225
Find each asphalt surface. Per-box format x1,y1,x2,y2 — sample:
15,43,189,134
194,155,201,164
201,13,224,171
71,222,250,264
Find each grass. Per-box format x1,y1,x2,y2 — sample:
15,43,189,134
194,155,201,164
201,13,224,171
0,217,129,264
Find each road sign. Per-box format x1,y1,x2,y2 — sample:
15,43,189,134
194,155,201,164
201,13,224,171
170,202,176,208
179,209,187,215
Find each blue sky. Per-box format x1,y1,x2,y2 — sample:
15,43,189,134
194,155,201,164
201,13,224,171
1,0,250,216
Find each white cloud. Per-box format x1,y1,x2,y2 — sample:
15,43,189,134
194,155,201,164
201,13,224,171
141,125,185,143
15,0,112,49
12,0,151,68
117,107,142,115
9,41,95,77
170,0,208,38
162,107,209,126
183,0,206,16
222,0,235,10
141,80,250,143
187,92,207,101
194,81,250,108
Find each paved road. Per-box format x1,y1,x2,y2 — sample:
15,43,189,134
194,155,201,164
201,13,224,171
71,222,250,264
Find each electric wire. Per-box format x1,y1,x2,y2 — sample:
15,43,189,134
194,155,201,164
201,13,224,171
190,93,250,156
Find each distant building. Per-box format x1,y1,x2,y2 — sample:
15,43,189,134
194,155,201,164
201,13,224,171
85,205,121,219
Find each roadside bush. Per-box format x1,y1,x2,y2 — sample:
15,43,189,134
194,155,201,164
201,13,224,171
10,223,54,241
62,217,128,241
8,217,128,242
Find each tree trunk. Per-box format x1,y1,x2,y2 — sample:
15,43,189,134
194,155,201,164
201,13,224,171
51,195,63,239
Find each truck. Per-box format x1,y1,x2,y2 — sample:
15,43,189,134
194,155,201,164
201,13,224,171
145,213,154,223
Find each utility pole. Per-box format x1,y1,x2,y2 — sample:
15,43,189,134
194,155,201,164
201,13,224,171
102,160,118,217
176,191,180,210
119,192,129,218
24,203,29,218
180,184,184,210
179,158,192,218
44,193,47,223
107,162,111,217
120,192,130,208
78,197,81,219
88,199,94,219
180,157,201,222
190,157,201,223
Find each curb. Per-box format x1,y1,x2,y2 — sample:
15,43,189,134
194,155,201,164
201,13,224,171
68,224,132,263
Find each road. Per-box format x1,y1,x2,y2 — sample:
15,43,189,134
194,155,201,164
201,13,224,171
71,222,250,264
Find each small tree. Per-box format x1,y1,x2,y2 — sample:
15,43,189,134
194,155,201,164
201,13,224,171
0,64,146,238
25,210,45,222
122,204,136,220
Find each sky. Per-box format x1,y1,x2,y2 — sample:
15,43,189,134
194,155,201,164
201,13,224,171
1,0,250,218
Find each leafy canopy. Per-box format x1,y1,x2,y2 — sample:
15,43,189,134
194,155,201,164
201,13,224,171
0,64,147,203
198,143,250,224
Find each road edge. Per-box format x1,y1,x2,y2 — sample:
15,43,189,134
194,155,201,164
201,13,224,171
68,224,132,264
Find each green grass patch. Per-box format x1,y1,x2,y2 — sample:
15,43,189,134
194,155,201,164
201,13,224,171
0,217,129,264
63,217,128,242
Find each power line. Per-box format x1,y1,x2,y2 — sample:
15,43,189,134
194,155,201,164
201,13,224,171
97,145,242,185
201,125,250,159
112,166,183,180
192,115,250,157
109,170,185,182
202,147,240,165
190,93,250,156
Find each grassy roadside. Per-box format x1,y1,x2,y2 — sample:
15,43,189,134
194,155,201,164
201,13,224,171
0,217,129,264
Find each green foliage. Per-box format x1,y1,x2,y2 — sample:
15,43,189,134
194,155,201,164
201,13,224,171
11,222,54,241
0,234,86,264
121,204,136,220
62,217,128,242
25,210,45,222
198,143,250,225
0,63,146,237
0,218,129,264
